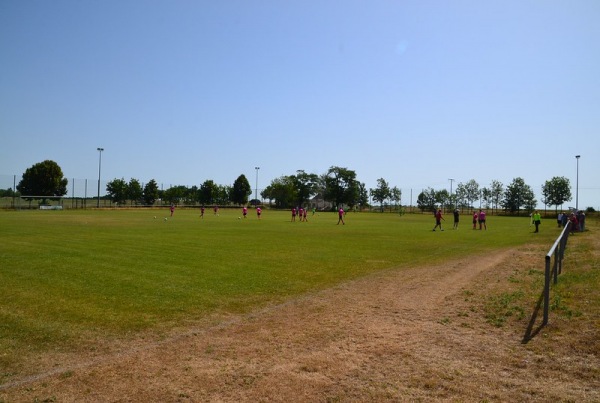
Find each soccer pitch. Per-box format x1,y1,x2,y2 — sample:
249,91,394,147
0,208,555,376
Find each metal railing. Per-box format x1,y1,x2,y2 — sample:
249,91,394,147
543,221,572,325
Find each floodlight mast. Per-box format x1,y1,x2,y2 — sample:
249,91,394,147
575,155,580,211
254,167,260,206
97,148,104,208
449,178,454,209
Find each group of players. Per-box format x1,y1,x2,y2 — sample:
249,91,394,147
167,203,347,226
432,208,487,231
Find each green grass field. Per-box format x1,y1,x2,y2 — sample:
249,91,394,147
0,208,578,380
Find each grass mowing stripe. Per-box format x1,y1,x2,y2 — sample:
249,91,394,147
0,208,559,378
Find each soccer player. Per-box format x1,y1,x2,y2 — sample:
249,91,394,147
337,207,345,225
243,206,248,218
256,206,262,219
532,210,541,233
432,209,444,231
478,209,487,230
453,208,460,229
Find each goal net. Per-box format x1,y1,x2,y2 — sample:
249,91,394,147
17,196,64,210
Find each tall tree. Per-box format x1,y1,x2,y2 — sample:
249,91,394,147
370,178,391,212
293,170,320,207
214,185,231,205
143,179,159,205
0,188,17,197
454,183,467,210
106,178,128,205
323,166,359,209
128,178,143,206
390,186,402,210
199,180,218,205
490,180,504,214
17,160,68,202
417,187,436,212
481,187,492,209
357,182,369,209
463,179,480,210
231,174,252,205
541,176,572,212
164,185,188,204
435,189,450,210
262,176,296,208
502,177,536,214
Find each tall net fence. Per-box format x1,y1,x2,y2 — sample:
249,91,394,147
2,173,599,211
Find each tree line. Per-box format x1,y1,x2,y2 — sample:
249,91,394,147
415,177,573,214
7,160,579,213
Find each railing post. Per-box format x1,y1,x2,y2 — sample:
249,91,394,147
544,255,551,326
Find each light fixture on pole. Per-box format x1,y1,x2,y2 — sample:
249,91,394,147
575,155,580,211
448,178,454,209
97,148,104,208
254,166,260,205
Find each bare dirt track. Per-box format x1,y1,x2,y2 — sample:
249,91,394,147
1,247,598,402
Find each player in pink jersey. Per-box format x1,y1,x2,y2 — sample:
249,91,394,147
432,209,444,231
478,209,487,230
337,207,345,225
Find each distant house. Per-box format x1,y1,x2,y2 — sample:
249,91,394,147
309,193,333,211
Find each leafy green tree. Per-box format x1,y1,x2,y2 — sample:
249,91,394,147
541,176,572,212
293,170,321,207
106,178,128,205
231,174,252,205
128,178,143,206
481,187,492,209
323,166,359,209
17,160,68,202
357,182,369,209
454,183,467,209
214,185,231,205
199,180,218,205
143,179,159,205
463,179,480,210
502,177,536,214
189,185,199,204
435,189,450,210
390,186,402,210
490,180,504,213
417,187,436,212
164,185,189,204
0,188,17,197
262,176,296,208
371,178,391,212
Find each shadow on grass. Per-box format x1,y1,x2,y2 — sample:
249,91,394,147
521,291,545,344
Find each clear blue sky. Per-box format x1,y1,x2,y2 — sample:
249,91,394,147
1,1,599,208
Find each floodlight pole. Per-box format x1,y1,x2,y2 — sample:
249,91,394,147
254,166,260,206
97,147,104,208
575,155,580,211
448,178,454,210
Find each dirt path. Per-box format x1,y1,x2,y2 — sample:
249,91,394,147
2,248,598,402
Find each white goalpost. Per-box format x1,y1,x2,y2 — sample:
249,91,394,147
17,195,64,210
